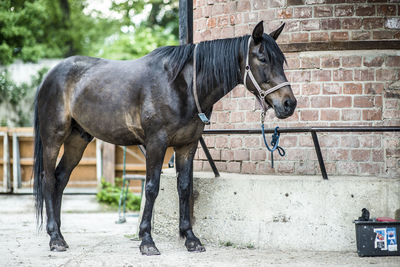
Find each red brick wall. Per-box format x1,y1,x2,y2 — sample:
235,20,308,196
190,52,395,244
193,0,400,178
194,0,400,42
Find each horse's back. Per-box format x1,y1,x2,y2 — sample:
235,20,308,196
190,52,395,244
37,55,105,98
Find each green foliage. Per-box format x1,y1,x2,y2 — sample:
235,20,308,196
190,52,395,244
67,1,119,57
124,233,139,240
110,0,178,34
95,25,178,60
246,243,255,249
0,67,48,126
96,178,141,211
0,0,117,65
94,0,179,60
223,241,234,247
0,0,178,64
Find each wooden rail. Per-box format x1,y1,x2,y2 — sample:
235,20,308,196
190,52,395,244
0,127,173,193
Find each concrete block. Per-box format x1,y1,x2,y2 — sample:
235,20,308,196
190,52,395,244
147,169,400,251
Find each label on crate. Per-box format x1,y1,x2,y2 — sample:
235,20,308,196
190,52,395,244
387,228,398,252
374,228,387,250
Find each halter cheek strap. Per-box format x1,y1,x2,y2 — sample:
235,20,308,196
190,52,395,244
243,37,290,116
193,44,210,124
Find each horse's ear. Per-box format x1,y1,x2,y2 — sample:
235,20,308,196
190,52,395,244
252,21,264,44
269,23,285,40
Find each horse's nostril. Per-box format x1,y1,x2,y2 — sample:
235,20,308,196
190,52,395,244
284,99,291,109
283,98,296,113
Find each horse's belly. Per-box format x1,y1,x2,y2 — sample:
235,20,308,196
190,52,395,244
91,125,144,146
71,103,144,145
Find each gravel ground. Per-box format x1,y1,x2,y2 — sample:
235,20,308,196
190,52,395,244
1,195,399,267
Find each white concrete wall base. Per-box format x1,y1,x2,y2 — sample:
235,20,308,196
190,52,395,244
146,169,400,251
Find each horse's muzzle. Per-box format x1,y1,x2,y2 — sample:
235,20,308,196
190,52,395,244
274,96,297,119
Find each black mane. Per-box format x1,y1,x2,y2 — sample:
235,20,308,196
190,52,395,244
151,34,286,95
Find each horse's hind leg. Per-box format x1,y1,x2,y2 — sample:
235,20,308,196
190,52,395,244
53,127,93,248
175,142,205,252
40,128,69,252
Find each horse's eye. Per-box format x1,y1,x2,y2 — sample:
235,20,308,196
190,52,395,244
259,57,266,63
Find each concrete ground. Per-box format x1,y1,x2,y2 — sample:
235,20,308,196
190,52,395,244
1,195,399,267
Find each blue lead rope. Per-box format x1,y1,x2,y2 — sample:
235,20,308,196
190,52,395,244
261,124,285,168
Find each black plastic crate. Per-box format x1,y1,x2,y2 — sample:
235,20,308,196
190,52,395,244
354,220,400,257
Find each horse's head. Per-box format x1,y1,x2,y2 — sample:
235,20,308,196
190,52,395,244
244,21,297,119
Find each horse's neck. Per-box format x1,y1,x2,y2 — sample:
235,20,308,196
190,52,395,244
192,38,246,112
200,83,237,112
197,66,243,112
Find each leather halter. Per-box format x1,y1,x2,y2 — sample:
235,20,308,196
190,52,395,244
243,37,290,113
192,37,290,125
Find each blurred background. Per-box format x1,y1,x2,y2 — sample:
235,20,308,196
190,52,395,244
0,0,179,126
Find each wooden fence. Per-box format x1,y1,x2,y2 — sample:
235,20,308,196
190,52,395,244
0,127,173,193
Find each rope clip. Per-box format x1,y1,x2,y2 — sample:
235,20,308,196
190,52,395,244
261,124,285,168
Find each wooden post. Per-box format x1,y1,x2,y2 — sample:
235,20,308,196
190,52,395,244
102,142,115,185
96,139,103,190
12,133,21,192
2,131,10,192
179,0,193,45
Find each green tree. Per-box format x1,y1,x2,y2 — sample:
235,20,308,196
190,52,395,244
0,0,117,65
95,0,179,60
110,0,178,36
0,0,179,64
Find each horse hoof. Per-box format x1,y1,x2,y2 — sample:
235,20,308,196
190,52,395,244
185,239,206,252
60,236,69,248
140,243,161,256
49,239,68,252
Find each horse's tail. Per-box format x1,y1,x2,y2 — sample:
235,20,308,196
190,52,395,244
33,92,44,229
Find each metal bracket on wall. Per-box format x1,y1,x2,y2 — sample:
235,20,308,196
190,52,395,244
199,137,220,178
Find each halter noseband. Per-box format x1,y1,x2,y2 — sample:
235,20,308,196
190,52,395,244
243,37,290,114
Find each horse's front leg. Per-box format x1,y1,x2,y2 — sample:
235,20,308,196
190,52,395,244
139,134,167,256
175,141,206,252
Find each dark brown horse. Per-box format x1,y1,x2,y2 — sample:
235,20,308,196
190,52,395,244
33,21,296,255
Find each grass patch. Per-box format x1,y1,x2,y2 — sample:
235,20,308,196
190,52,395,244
246,243,255,249
219,241,256,249
124,234,140,241
221,241,234,247
96,178,141,211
